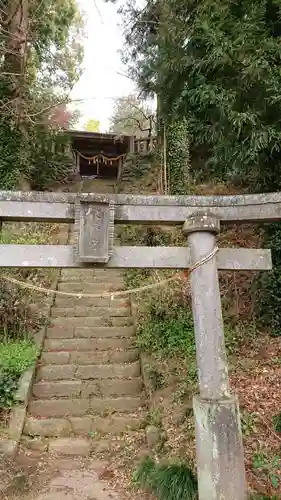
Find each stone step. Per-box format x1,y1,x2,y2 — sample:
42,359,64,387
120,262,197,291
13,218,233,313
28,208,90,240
48,438,91,456
51,306,130,318
44,337,135,351
33,377,143,398
46,325,135,339
41,352,70,365
60,265,123,278
54,296,129,307
42,349,139,365
28,395,145,417
58,282,125,290
44,330,135,351
51,316,132,328
36,361,141,381
57,283,122,292
24,414,143,437
46,437,130,456
59,275,124,283
60,270,122,278
69,350,139,365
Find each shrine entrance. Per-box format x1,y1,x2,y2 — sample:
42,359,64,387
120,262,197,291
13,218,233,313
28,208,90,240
78,156,118,179
67,130,131,180
0,189,276,500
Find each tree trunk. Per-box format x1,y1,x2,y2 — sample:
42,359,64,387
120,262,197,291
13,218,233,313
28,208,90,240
3,0,29,123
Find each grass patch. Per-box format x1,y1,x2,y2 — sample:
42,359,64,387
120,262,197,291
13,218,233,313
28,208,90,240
133,457,198,500
145,366,165,391
0,281,46,342
0,340,38,410
0,225,57,342
272,412,281,433
252,452,281,491
138,306,195,359
250,496,278,500
0,228,47,245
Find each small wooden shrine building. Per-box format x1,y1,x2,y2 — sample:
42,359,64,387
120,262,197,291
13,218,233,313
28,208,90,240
67,130,134,180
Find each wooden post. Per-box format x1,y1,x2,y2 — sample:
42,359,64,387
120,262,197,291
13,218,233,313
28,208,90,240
117,158,122,182
163,125,168,194
183,212,247,500
76,152,80,174
129,135,135,153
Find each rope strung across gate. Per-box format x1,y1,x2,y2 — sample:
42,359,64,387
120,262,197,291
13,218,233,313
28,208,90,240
1,247,219,299
74,150,126,164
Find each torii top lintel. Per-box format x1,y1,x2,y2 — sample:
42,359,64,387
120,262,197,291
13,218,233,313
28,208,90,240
0,191,281,224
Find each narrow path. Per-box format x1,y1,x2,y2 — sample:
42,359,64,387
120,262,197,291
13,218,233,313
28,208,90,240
14,179,147,500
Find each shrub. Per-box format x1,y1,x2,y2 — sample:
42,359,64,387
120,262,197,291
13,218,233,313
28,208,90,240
0,282,45,342
0,341,38,409
250,496,278,500
0,227,49,341
138,306,195,359
118,152,156,190
133,457,198,500
272,412,281,434
257,222,281,336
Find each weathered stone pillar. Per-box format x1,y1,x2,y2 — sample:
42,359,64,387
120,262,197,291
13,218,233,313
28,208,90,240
183,212,247,500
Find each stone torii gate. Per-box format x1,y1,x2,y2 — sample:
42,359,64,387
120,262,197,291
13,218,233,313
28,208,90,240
0,190,277,500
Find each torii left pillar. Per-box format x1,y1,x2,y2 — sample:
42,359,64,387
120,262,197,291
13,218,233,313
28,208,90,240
183,212,247,500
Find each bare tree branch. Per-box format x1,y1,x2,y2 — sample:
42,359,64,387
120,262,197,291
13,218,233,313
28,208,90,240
114,115,151,132
26,98,70,118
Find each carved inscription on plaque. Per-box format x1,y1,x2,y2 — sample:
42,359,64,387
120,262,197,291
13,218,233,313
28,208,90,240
74,198,114,263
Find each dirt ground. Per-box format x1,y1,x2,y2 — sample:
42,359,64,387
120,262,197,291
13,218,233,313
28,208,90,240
0,448,152,500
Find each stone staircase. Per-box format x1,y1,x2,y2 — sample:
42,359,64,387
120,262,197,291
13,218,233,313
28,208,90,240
23,180,146,455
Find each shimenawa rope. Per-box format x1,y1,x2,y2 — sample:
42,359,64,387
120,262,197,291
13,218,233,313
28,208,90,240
74,150,126,163
1,247,219,300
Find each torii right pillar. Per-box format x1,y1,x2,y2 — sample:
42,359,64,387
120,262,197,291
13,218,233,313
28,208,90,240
183,212,247,500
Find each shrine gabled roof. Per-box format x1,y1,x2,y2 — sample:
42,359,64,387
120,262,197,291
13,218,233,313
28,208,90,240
65,130,131,143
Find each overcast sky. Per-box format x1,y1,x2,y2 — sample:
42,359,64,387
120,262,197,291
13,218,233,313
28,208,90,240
70,0,142,132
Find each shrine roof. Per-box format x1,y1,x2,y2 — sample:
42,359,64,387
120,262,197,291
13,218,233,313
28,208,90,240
66,130,131,144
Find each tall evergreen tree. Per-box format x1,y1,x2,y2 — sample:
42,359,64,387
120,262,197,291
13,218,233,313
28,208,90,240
121,0,281,190
0,0,83,189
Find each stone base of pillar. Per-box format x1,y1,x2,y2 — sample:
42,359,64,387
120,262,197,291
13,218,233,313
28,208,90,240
193,395,247,500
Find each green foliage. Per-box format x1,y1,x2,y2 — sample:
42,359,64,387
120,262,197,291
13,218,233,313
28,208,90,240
146,366,165,390
252,452,281,490
120,225,173,247
119,0,281,331
0,281,45,342
0,121,30,190
250,496,278,500
0,125,72,190
167,118,191,194
241,411,258,437
0,0,83,190
122,0,281,191
0,341,38,374
0,228,49,341
28,129,73,190
257,223,281,335
133,457,198,500
0,341,38,409
272,412,281,433
0,226,48,245
123,224,244,364
118,153,155,189
138,303,195,359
